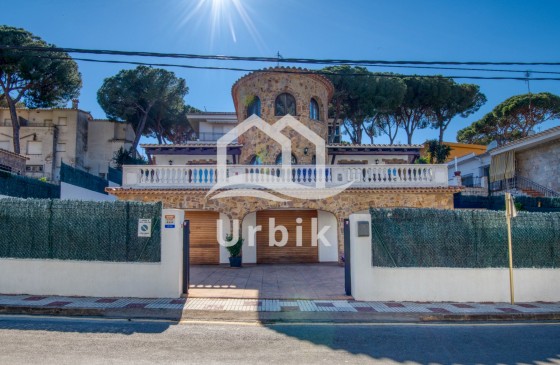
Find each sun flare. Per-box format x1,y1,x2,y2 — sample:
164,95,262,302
176,0,264,49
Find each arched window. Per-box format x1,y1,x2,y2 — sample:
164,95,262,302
247,96,261,117
275,153,297,165
275,93,296,116
309,98,320,120
249,155,263,165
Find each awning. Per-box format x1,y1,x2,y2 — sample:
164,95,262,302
490,151,515,182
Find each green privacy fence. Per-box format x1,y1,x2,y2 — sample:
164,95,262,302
0,198,162,262
108,166,123,185
454,193,560,212
0,170,60,199
60,162,108,194
370,208,560,268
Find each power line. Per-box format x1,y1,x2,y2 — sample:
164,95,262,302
21,54,560,81
6,47,560,82
3,45,560,67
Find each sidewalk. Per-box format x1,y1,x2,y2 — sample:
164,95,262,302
0,294,559,322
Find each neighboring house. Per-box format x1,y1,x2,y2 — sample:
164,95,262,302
0,148,27,175
448,125,560,197
187,112,238,142
0,102,134,183
110,67,456,265
421,141,487,163
447,151,491,189
488,125,560,197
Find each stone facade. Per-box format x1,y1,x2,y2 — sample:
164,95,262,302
0,148,27,175
231,68,334,165
516,139,560,192
108,187,457,262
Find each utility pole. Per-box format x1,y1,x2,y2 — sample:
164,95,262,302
505,192,517,304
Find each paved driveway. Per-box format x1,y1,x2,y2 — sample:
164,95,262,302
189,263,348,299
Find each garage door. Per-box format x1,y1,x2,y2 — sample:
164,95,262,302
185,211,220,265
256,210,318,264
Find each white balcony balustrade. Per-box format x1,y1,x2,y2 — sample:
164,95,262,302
122,164,448,189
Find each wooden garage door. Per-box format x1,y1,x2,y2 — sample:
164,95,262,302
185,211,219,265
256,210,318,264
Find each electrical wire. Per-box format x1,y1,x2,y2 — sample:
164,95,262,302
4,46,560,81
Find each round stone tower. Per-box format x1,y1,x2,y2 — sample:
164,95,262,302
231,67,334,165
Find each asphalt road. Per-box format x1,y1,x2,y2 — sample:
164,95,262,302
0,316,559,364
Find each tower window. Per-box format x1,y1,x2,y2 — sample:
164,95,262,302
275,153,298,165
249,155,263,165
275,93,296,116
310,98,320,120
247,96,261,117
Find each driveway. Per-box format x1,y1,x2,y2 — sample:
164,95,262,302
189,263,348,299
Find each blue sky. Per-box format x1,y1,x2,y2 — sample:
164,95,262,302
2,0,560,144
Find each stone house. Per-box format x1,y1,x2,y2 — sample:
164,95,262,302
0,102,134,182
109,67,457,265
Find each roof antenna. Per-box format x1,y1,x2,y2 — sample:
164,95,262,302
276,51,283,67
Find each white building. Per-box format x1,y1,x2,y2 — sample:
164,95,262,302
0,104,134,182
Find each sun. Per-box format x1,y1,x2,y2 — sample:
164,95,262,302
175,0,264,49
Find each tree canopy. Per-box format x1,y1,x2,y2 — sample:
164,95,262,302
428,77,486,144
97,66,189,154
457,92,560,145
323,66,406,144
0,26,82,153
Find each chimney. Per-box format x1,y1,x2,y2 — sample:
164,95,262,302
71,99,79,109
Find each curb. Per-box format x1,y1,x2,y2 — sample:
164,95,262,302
0,305,183,321
2,305,559,324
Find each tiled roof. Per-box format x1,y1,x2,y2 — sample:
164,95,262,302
327,143,424,149
489,125,560,155
141,142,243,148
187,112,236,116
0,148,29,160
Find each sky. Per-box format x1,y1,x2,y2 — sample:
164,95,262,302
2,0,560,145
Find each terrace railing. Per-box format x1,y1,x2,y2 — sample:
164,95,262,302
122,164,448,189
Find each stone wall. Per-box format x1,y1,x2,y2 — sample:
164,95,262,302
109,187,457,262
231,68,334,165
516,139,560,192
0,148,26,175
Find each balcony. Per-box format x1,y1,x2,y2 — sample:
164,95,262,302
122,164,448,190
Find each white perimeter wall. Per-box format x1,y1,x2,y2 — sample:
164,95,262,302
0,209,185,298
350,213,560,302
317,211,338,262
60,182,117,202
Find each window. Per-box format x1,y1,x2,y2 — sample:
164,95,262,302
274,93,296,116
56,143,66,152
309,98,320,120
275,153,297,165
26,165,44,173
247,96,261,117
249,155,263,165
26,141,42,155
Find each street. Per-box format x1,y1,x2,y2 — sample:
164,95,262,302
0,316,558,364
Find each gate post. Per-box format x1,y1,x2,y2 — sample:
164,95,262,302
344,218,351,296
182,220,190,295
